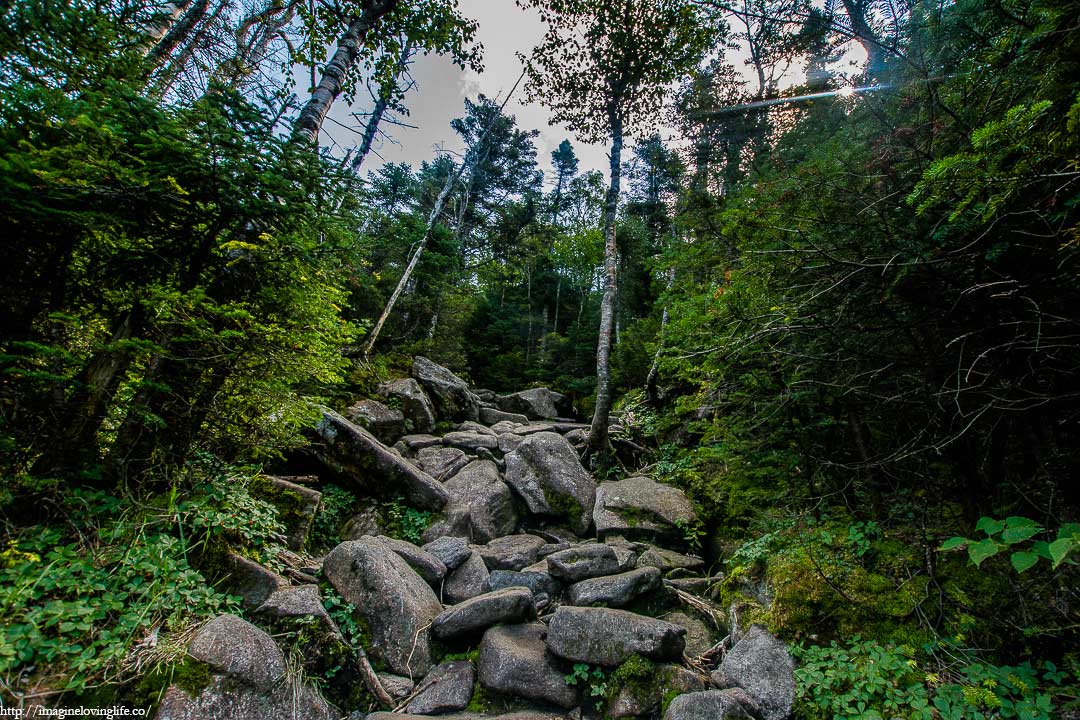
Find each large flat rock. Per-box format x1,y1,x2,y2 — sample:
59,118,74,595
312,408,449,511
504,432,595,534
545,606,686,666
322,536,442,676
479,623,578,709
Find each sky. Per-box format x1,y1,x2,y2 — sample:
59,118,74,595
316,1,866,185
321,0,611,184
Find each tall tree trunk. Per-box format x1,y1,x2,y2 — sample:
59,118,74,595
840,0,885,75
588,113,623,455
351,41,415,173
145,0,208,72
646,266,675,405
144,0,194,48
362,69,526,355
152,0,229,98
553,275,561,334
292,0,400,146
526,265,533,363
32,307,144,480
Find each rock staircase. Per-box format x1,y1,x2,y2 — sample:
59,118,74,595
154,357,795,720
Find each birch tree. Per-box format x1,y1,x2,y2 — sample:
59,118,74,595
519,0,716,456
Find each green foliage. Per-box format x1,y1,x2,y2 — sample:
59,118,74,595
382,497,432,545
0,484,239,694
794,638,1065,720
311,484,361,550
564,662,608,709
941,517,1080,572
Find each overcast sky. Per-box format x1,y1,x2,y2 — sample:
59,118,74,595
316,1,863,185
320,0,611,184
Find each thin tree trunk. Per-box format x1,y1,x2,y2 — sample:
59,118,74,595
292,0,399,146
362,69,526,355
646,266,675,405
32,307,144,479
553,275,561,334
526,266,533,363
152,0,229,98
351,41,415,173
588,113,623,455
144,0,194,48
145,0,208,71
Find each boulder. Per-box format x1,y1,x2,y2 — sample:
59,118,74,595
343,505,387,541
546,607,686,666
663,690,754,720
188,615,284,690
432,587,536,639
399,434,444,452
412,356,479,421
442,460,519,543
222,552,288,610
249,475,321,552
458,420,498,435
377,673,415,700
607,665,707,719
379,378,437,435
504,433,596,534
442,430,500,453
380,536,448,586
480,407,530,426
322,537,442,676
637,545,705,573
421,504,472,544
422,536,472,571
497,388,560,420
593,477,696,541
476,534,548,571
255,585,338,637
444,550,490,604
415,446,471,482
663,611,717,659
565,567,661,607
546,544,622,582
406,660,475,715
715,625,795,720
498,433,526,454
479,624,578,709
486,569,561,599
156,677,335,720
312,408,449,511
345,398,405,444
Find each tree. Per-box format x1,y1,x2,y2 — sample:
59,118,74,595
520,0,717,455
292,0,481,144
549,139,579,222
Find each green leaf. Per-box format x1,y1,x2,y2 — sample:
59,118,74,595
1048,538,1073,569
939,537,968,551
1010,551,1039,573
1032,541,1053,560
975,517,1005,537
968,540,1001,567
1001,525,1041,545
1005,516,1038,528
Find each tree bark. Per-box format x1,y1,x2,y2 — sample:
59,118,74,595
646,266,675,405
292,0,400,146
351,41,415,173
840,0,885,75
151,0,229,98
588,113,623,455
145,0,208,72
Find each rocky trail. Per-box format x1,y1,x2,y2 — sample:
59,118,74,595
155,357,795,720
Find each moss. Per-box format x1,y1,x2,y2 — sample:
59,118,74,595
607,654,657,707
130,656,213,713
547,492,584,524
